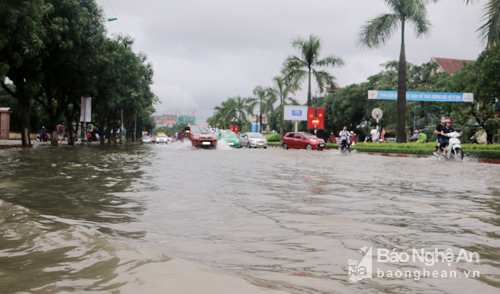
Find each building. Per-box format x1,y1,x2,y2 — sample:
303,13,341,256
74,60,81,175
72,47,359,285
430,57,475,74
178,115,196,125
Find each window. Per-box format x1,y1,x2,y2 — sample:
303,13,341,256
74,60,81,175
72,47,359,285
295,133,303,139
286,133,295,138
302,133,317,138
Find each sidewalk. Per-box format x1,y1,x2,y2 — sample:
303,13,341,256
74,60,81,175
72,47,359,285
0,140,75,147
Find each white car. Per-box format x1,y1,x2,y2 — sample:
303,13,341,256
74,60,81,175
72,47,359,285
156,134,169,143
141,136,152,144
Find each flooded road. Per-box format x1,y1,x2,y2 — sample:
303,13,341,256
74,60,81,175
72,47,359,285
1,143,500,293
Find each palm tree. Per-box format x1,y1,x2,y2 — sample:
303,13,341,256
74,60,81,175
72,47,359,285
227,96,254,132
253,85,268,133
464,0,500,48
358,0,436,143
267,76,299,142
210,96,255,131
282,35,344,107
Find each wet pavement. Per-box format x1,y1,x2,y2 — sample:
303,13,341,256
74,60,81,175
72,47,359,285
1,142,500,293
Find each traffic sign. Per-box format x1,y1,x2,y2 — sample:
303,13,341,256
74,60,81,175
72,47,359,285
371,108,383,120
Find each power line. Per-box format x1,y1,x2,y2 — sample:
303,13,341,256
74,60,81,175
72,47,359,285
96,0,119,34
105,0,124,33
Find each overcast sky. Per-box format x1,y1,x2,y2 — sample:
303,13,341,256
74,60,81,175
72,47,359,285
100,0,485,124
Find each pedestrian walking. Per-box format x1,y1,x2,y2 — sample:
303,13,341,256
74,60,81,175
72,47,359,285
370,127,380,143
56,123,65,144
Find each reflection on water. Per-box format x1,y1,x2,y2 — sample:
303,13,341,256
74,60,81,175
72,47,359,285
1,144,500,293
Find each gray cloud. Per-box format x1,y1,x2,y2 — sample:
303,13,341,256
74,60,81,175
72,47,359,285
102,0,484,124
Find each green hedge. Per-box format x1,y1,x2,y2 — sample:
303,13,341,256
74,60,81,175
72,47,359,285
267,141,339,149
463,150,500,160
264,133,281,142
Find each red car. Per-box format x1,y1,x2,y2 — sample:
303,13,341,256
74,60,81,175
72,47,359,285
179,125,217,148
282,132,326,150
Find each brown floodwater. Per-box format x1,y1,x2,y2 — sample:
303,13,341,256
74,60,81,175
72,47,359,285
1,142,500,293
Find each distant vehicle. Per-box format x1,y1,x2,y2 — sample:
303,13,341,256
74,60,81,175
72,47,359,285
141,136,152,144
217,132,241,148
281,132,325,150
178,125,217,148
156,134,169,144
240,132,268,148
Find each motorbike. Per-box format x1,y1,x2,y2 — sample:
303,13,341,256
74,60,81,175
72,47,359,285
340,138,351,154
435,132,463,161
36,134,50,142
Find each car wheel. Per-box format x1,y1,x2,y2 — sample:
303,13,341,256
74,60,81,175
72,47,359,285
282,143,288,150
305,144,312,150
264,147,267,149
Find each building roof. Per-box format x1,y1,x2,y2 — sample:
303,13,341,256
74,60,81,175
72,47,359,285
324,87,345,92
430,57,474,73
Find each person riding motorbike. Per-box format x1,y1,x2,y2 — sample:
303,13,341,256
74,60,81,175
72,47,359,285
439,119,460,156
434,117,446,154
339,126,351,152
39,126,49,142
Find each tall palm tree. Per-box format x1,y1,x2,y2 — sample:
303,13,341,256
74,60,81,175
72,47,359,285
267,76,299,142
282,35,344,107
464,0,500,48
358,0,436,143
253,85,268,133
210,96,255,131
228,96,254,132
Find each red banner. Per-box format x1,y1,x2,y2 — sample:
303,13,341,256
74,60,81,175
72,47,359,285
307,108,325,129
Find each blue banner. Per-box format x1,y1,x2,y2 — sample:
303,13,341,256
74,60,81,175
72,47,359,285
368,91,474,102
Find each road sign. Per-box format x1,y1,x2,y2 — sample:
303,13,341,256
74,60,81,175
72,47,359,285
311,118,320,126
371,108,383,120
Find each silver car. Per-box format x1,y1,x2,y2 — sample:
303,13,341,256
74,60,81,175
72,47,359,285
141,136,152,144
240,132,268,148
156,134,169,143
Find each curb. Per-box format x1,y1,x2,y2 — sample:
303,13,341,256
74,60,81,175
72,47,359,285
362,152,500,164
366,152,429,159
269,145,500,165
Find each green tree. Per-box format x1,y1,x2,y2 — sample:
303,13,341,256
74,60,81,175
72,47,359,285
0,0,49,146
441,45,500,141
282,35,344,107
267,76,299,142
358,0,436,143
252,85,269,133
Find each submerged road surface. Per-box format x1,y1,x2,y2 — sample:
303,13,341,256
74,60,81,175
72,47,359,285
1,142,500,293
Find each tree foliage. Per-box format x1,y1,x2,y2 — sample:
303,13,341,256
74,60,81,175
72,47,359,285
0,0,157,145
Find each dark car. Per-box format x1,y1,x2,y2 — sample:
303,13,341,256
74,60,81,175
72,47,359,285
282,132,325,150
178,125,217,148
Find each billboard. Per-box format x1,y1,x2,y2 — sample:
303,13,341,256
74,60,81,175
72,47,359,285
368,91,474,102
284,105,308,121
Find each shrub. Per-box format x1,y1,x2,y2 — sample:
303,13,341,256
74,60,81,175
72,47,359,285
265,133,281,142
